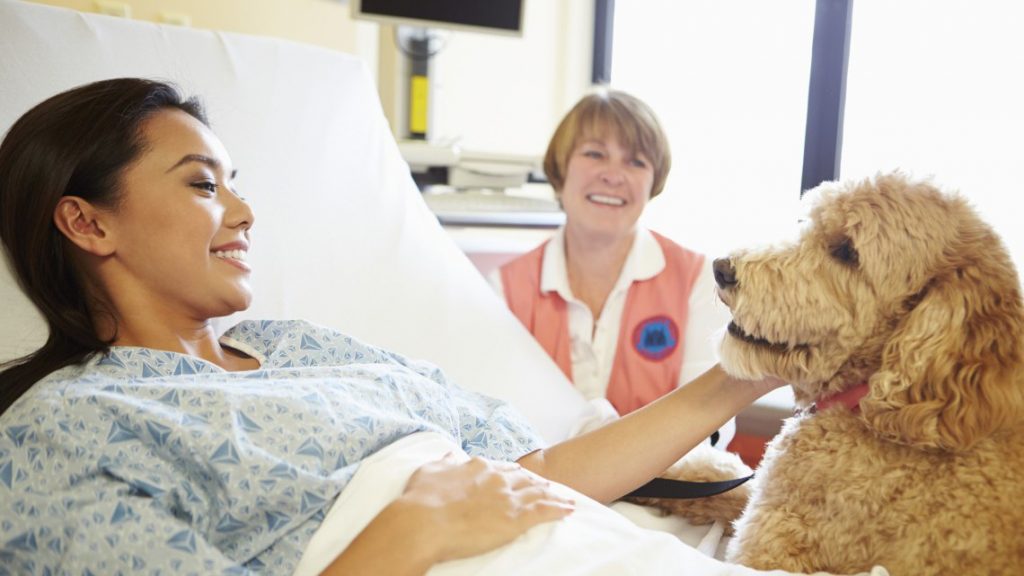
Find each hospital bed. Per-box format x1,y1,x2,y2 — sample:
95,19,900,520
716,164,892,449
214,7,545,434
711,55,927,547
0,2,875,574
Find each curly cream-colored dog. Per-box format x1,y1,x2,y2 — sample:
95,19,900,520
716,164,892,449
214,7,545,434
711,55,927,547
715,172,1024,574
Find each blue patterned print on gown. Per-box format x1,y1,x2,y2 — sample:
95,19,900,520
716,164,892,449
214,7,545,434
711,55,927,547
0,320,541,575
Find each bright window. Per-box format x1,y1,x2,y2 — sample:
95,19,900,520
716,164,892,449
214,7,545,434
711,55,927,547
613,1,817,259
842,1,1024,270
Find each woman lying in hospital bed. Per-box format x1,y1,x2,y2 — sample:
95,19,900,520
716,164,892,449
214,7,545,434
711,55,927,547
0,78,886,576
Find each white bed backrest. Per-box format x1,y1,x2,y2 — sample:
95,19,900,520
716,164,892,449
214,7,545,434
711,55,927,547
0,0,589,443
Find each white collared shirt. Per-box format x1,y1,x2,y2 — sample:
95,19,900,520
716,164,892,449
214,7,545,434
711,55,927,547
489,227,735,446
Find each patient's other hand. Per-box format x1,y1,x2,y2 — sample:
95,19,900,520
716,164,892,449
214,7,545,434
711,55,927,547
734,371,787,398
398,453,575,564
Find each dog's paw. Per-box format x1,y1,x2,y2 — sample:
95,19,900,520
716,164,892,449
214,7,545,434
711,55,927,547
624,444,753,532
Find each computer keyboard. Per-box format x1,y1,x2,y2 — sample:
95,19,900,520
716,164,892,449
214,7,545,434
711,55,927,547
422,190,565,227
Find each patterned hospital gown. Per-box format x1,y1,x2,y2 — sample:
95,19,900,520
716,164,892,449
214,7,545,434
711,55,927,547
0,319,542,575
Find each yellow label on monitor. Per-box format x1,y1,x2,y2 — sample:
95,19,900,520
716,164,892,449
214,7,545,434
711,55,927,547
410,75,429,135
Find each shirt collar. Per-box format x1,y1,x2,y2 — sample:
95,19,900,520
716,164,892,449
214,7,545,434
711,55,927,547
540,227,665,300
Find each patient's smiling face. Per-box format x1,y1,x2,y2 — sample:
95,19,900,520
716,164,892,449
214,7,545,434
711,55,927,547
101,108,256,326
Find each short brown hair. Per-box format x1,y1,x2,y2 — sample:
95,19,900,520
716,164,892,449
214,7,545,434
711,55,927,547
543,89,671,199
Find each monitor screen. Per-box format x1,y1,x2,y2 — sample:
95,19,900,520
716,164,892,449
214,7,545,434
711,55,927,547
352,0,525,36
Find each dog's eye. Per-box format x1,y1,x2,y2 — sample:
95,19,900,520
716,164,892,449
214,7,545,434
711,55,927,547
830,238,859,266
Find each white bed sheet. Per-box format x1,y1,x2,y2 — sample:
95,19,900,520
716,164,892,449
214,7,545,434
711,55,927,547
293,433,888,576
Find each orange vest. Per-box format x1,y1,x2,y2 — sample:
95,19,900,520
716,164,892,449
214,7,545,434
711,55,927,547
500,232,704,415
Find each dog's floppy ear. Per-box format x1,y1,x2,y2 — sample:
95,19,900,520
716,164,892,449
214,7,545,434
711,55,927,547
861,226,1024,452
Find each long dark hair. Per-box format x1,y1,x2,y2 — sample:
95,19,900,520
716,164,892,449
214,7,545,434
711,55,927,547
0,78,207,414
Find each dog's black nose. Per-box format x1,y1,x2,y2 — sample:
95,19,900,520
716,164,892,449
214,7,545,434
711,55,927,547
713,258,737,288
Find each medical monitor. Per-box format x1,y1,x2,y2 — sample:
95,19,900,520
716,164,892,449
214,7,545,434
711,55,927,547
351,0,525,37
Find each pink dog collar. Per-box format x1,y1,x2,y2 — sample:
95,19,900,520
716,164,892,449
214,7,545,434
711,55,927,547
813,383,870,413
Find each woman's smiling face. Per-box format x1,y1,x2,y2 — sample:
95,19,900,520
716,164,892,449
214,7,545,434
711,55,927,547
102,108,256,321
559,130,655,240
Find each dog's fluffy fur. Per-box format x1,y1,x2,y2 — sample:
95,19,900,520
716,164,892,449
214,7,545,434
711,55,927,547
717,173,1024,574
627,442,753,533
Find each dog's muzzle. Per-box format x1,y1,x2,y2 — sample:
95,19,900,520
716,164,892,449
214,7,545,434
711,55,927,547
714,257,737,289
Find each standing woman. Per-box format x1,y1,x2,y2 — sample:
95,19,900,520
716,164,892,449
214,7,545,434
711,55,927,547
492,90,733,445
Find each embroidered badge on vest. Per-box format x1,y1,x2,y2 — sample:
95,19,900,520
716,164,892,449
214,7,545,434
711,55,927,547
632,315,679,361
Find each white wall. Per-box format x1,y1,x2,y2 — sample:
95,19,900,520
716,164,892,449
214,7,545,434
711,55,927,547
27,0,594,161
28,0,378,57
375,0,596,157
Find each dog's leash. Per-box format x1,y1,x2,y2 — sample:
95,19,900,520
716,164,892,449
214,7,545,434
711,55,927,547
629,386,876,500
626,474,754,500
629,385,872,500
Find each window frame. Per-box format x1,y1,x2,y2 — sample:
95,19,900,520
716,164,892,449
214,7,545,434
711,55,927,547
598,0,854,197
